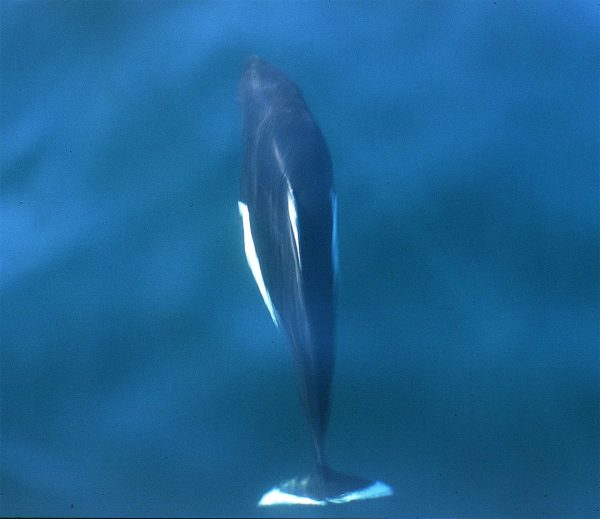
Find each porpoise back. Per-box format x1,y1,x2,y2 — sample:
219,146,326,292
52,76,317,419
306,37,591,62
238,55,392,506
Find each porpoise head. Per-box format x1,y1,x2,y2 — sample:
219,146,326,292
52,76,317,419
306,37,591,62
240,55,304,132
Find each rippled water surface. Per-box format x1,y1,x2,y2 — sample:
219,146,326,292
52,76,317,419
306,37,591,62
1,2,598,517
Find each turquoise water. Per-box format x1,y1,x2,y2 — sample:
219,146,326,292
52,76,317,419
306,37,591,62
1,2,598,517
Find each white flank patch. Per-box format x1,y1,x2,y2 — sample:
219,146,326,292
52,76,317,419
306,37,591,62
331,191,338,276
238,201,278,326
272,140,286,176
287,190,301,268
272,140,302,269
258,480,393,506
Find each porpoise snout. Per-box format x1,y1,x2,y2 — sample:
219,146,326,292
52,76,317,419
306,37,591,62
240,55,301,124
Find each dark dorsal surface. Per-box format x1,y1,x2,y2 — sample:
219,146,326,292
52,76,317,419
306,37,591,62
239,56,335,462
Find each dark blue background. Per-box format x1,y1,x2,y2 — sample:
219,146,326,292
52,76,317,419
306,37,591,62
1,2,598,517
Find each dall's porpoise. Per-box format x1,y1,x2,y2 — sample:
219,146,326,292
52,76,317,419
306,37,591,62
238,55,393,506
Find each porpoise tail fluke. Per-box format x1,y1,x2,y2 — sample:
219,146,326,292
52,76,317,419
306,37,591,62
258,464,393,506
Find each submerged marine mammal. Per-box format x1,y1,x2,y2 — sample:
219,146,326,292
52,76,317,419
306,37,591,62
238,56,392,506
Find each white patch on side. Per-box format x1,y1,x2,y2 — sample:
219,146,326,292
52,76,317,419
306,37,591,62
272,140,302,269
287,190,301,268
331,191,338,276
238,201,278,326
273,140,285,174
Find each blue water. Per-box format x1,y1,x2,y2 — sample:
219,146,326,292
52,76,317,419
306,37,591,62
1,2,598,517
